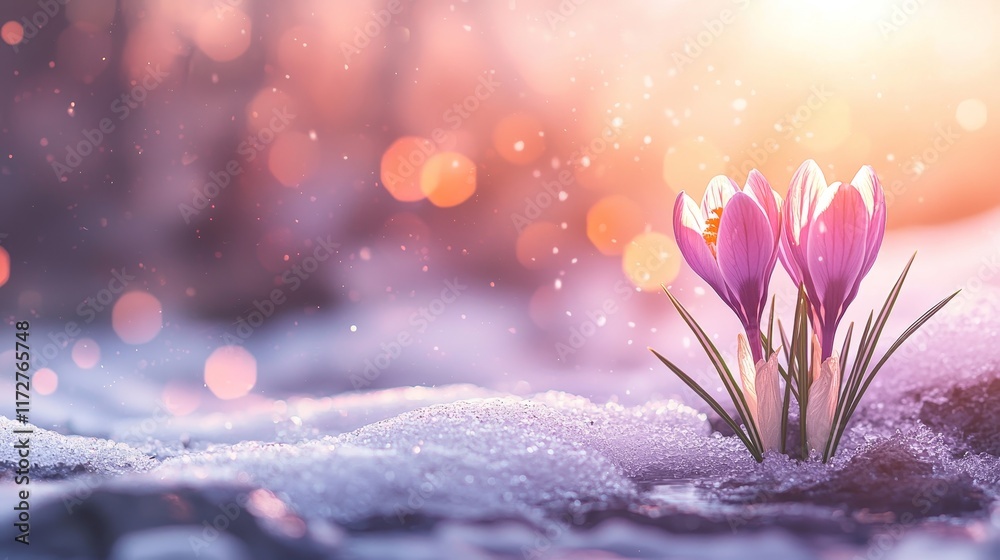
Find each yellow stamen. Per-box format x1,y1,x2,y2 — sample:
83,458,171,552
703,207,723,254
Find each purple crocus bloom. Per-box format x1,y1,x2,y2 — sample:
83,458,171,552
780,160,887,359
673,170,782,362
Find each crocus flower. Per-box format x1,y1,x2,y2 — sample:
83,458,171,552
806,334,840,454
780,160,886,359
737,333,782,453
673,170,782,362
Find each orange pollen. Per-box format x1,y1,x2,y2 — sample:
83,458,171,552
702,207,723,251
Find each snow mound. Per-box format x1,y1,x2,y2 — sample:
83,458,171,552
0,417,155,481
110,384,501,455
150,391,719,526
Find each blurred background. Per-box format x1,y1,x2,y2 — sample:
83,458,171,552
0,0,997,424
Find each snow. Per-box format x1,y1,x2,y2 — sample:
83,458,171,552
0,416,155,481
5,210,1000,558
148,392,717,525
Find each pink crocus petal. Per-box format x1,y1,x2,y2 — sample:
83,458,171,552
755,351,782,453
737,333,759,427
850,165,887,278
716,192,775,327
784,160,826,244
806,334,840,453
780,160,827,287
745,169,781,242
672,192,733,304
805,184,869,342
701,175,739,219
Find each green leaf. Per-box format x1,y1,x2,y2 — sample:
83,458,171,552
852,254,916,397
827,289,960,458
839,321,854,387
790,285,810,458
823,253,958,460
649,348,762,461
766,295,776,357
661,287,763,455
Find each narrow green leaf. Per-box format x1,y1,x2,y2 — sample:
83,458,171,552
766,295,776,357
777,320,796,395
662,287,764,454
649,348,763,462
838,290,959,440
839,321,854,386
790,286,810,458
780,351,793,455
852,254,916,396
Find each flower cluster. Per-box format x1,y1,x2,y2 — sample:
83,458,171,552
651,160,957,462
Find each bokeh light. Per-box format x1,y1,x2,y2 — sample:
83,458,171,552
956,99,988,132
112,291,164,345
493,114,546,165
622,232,682,292
33,368,59,396
0,246,9,288
420,152,477,207
1,21,23,46
194,8,252,62
269,131,320,187
586,196,645,256
71,338,101,369
204,345,258,400
381,137,435,202
162,380,201,416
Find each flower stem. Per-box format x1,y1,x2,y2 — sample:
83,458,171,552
821,323,838,361
746,324,764,363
